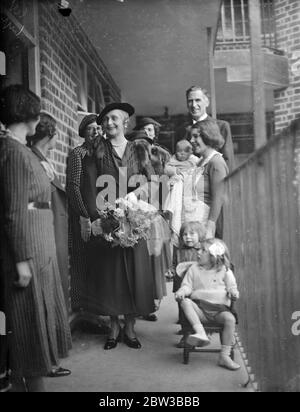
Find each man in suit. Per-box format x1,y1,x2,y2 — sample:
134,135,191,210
175,86,235,171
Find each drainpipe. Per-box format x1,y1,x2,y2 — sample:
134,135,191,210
249,0,267,149
207,27,217,120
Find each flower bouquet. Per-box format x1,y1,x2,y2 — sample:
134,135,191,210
91,196,158,248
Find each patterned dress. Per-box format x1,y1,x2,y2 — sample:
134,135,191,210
0,134,71,378
66,144,90,311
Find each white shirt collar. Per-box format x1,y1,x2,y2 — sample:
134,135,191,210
192,113,208,123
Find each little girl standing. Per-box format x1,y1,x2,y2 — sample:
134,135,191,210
175,239,240,371
173,222,206,347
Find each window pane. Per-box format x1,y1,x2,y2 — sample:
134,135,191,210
224,5,234,39
77,59,87,110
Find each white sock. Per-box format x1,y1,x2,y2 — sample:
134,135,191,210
221,345,232,357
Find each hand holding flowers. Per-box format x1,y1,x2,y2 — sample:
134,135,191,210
91,197,158,248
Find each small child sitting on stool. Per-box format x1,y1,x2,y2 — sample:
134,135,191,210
175,238,240,371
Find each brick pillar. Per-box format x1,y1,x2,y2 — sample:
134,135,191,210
274,0,300,133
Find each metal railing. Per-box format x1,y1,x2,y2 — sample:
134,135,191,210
223,121,300,392
217,0,277,50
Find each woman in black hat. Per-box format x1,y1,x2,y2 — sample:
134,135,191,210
66,114,101,312
133,117,170,176
128,130,172,323
136,117,161,145
82,103,156,350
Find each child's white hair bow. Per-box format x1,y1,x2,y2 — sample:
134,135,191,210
209,242,226,258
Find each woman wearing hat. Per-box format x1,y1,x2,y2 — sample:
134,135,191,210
66,114,100,312
136,117,161,145
27,113,69,306
82,103,156,350
134,117,170,176
128,130,172,323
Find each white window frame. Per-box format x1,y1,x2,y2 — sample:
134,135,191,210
77,57,88,111
95,80,105,113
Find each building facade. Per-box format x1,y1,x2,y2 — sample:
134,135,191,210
0,0,121,185
138,0,298,165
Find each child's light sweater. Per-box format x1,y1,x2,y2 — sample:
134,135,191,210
178,263,239,306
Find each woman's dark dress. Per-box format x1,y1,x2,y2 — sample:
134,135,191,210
0,135,71,378
82,139,156,316
66,145,90,311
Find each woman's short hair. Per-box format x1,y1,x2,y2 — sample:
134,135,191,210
191,120,225,150
26,113,57,148
0,84,41,126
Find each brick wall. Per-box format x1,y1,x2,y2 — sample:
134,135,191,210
274,0,300,133
38,1,121,185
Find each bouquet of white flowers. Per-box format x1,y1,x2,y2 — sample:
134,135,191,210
91,196,158,248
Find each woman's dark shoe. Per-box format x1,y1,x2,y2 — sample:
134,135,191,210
123,333,142,349
104,331,122,350
142,313,158,322
47,367,71,378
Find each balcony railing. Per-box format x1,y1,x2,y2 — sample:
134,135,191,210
217,0,277,50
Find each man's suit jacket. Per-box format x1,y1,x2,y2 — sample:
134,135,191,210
175,115,235,172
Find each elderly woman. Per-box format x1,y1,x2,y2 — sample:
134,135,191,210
66,114,100,312
83,103,156,350
27,113,69,307
188,120,228,239
0,85,71,392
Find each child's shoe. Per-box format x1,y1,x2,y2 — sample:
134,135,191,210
218,355,241,371
186,323,210,347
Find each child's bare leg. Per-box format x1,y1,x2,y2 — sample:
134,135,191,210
215,312,240,371
180,299,210,346
215,312,236,346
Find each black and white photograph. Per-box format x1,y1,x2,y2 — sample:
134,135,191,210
0,0,299,394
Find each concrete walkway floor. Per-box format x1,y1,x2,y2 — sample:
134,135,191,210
45,283,253,392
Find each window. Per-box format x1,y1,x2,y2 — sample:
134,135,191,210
0,0,39,93
217,0,276,48
77,58,105,114
77,58,87,111
95,82,105,114
87,73,104,113
87,71,95,112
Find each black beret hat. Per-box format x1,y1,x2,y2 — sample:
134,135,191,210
127,129,153,144
135,117,162,130
97,102,135,125
78,114,97,138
